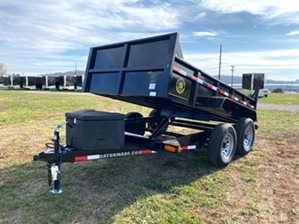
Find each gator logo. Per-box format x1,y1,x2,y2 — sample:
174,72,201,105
176,78,186,94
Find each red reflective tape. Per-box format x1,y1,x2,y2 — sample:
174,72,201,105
173,66,187,76
219,89,229,96
191,76,198,82
181,145,196,151
75,155,87,162
207,83,213,89
181,146,187,151
206,84,217,91
231,95,239,101
173,66,180,73
240,100,247,106
192,76,204,84
142,149,153,154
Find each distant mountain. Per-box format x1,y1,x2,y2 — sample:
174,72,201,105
215,75,299,84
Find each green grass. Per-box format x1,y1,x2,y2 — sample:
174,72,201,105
258,93,299,105
1,90,299,223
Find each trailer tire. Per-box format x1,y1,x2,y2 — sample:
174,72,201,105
147,109,168,133
208,123,237,167
235,118,255,155
125,112,146,135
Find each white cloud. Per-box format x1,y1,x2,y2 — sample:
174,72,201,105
199,0,299,24
286,30,299,36
193,32,217,37
0,0,182,53
0,0,298,80
0,0,186,74
184,49,299,81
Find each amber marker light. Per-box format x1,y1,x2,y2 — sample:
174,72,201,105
164,145,182,153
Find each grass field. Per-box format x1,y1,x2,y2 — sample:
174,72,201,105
258,92,299,105
0,90,299,224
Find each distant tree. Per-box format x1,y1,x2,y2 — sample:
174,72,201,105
272,88,284,93
0,63,8,76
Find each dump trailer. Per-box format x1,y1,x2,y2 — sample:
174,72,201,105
33,33,260,194
242,73,266,98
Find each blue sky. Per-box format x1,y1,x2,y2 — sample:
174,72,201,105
0,0,298,81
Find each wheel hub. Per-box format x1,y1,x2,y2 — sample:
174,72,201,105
221,133,234,160
243,126,253,150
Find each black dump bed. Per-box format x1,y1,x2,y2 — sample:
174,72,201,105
82,33,257,122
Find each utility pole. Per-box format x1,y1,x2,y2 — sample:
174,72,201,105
218,44,222,80
231,65,235,87
75,62,77,76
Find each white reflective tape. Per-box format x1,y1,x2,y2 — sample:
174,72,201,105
149,83,156,90
149,91,156,96
219,90,228,96
181,145,196,150
87,155,100,160
180,70,187,76
125,132,150,139
212,86,218,91
197,78,204,85
187,145,196,150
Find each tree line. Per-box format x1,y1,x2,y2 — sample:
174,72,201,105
0,63,8,76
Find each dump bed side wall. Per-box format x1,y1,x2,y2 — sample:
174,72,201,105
83,33,257,122
83,33,180,98
172,57,257,108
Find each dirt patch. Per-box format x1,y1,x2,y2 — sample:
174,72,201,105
221,138,299,223
14,179,47,198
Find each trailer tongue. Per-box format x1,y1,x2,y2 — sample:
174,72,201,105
33,32,259,194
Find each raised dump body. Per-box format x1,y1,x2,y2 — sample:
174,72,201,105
82,32,257,123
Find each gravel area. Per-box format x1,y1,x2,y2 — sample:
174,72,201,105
257,103,299,112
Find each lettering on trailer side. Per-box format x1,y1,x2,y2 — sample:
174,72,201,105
98,151,143,159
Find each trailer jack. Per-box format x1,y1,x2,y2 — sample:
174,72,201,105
45,122,66,194
47,162,63,194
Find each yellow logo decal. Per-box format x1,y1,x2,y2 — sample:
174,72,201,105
176,78,186,94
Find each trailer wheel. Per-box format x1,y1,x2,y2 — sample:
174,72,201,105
208,123,237,167
147,109,168,133
235,118,255,155
125,112,146,135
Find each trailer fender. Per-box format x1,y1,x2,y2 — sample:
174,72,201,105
147,109,168,133
125,112,146,135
